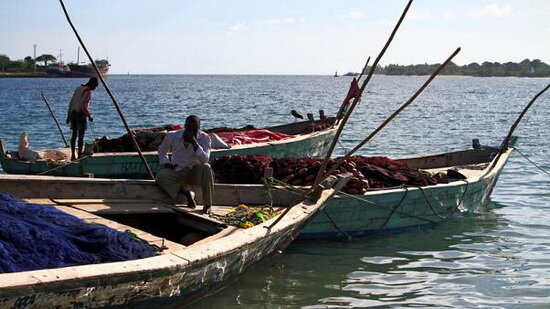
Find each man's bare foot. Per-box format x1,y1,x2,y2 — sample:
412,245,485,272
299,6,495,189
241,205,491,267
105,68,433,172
182,191,197,209
201,206,211,214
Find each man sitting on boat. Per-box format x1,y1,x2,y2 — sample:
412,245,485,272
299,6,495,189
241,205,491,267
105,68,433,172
66,77,98,160
156,115,214,214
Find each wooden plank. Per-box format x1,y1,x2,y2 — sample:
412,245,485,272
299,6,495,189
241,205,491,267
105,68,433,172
23,198,57,205
52,198,159,204
67,203,174,215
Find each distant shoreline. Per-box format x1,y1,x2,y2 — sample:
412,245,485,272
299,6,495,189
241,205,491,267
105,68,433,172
1,72,549,78
343,59,550,78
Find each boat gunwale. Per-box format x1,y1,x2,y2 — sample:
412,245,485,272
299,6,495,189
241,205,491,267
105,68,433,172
0,120,339,158
0,147,513,196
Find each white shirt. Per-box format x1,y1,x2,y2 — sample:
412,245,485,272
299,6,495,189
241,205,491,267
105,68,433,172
158,130,211,171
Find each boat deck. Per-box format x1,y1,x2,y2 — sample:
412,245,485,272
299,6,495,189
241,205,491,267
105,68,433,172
22,198,277,252
422,162,489,179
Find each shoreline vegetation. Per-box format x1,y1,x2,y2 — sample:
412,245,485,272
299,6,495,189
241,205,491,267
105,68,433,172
344,59,550,78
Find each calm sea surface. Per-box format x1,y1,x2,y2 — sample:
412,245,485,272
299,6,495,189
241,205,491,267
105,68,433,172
0,75,548,308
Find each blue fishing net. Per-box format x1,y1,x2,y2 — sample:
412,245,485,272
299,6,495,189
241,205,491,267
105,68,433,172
0,192,158,273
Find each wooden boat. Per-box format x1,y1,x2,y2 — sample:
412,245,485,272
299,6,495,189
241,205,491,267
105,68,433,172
0,173,349,307
0,118,338,179
299,143,515,239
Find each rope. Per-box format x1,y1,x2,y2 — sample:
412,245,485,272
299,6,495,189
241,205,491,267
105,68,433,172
378,186,409,230
38,155,90,175
268,177,471,234
89,121,96,141
413,179,470,221
515,148,550,178
322,209,353,242
335,189,439,224
337,140,350,154
417,186,446,220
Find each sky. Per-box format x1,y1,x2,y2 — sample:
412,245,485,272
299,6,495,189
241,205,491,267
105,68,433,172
1,0,549,74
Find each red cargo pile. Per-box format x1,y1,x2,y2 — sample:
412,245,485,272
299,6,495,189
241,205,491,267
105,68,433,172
212,155,446,194
214,130,293,146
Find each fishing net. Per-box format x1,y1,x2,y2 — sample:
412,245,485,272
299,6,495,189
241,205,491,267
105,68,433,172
211,204,280,228
0,192,158,273
212,155,447,194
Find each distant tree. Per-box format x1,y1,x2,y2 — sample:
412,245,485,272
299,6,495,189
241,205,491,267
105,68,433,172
35,54,56,66
23,56,35,71
0,54,10,72
353,59,550,77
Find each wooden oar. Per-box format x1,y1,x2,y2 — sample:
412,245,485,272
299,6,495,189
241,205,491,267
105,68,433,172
40,92,69,147
487,82,550,173
308,47,461,193
58,0,155,180
315,0,415,185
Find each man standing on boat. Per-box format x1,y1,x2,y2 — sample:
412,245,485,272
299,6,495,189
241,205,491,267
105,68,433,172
156,115,214,214
66,77,98,161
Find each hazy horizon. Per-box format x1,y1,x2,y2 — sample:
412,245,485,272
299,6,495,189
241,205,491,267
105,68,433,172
2,0,549,75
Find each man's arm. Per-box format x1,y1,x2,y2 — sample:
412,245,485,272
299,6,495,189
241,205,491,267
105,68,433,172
194,133,211,164
158,133,174,165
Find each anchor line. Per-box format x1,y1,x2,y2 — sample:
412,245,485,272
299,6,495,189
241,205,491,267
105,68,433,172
322,209,353,242
377,186,409,231
413,179,470,221
515,148,550,178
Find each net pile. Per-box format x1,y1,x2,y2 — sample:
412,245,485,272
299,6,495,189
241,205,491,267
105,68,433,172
212,205,279,228
212,155,446,194
0,193,158,273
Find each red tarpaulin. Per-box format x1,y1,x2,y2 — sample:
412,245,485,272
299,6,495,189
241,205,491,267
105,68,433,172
215,129,293,146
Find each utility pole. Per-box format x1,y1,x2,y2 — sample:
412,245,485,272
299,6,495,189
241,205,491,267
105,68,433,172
77,46,80,64
33,44,37,72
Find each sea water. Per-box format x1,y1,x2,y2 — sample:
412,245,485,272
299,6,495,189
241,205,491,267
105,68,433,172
0,75,548,308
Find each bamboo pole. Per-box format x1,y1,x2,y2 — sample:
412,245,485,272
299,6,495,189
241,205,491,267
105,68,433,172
315,0,414,185
58,0,155,180
40,92,69,147
309,47,461,193
487,82,550,172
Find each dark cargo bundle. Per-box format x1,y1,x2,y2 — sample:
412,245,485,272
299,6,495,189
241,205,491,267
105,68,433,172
212,155,446,194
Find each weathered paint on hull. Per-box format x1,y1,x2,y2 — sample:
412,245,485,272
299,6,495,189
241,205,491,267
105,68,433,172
0,227,296,308
0,129,335,179
0,173,347,308
299,149,512,239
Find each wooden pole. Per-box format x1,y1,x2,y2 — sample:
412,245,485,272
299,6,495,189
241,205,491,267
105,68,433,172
487,82,550,172
346,47,461,156
58,0,155,180
310,47,461,192
315,0,414,185
40,92,69,147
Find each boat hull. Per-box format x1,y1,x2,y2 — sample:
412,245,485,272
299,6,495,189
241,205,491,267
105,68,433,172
0,126,336,179
299,147,513,239
0,221,300,308
0,175,346,308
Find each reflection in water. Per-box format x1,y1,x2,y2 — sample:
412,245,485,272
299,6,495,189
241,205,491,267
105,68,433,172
197,207,530,308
